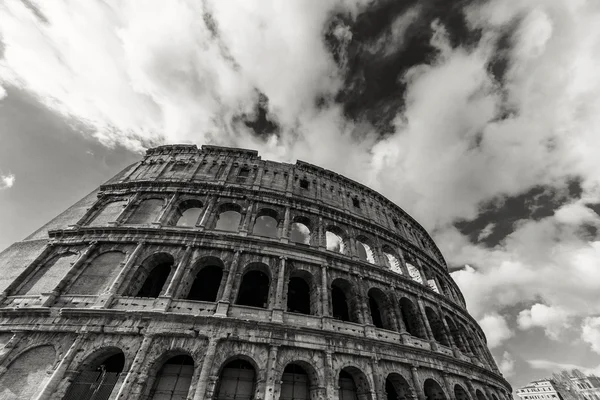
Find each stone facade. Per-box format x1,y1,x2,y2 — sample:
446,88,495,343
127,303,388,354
0,144,511,400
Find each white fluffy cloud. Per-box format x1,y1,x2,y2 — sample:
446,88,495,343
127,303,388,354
0,173,15,190
581,317,600,355
517,304,571,340
498,351,516,377
479,313,514,348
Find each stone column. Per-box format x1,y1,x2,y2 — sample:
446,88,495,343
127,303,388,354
280,206,291,243
193,338,219,400
217,160,234,183
0,331,25,373
242,201,257,235
0,243,55,303
272,257,286,322
115,334,154,400
410,366,425,400
317,216,326,250
437,305,455,349
442,373,455,400
215,250,241,316
324,351,335,400
159,246,193,310
357,275,371,326
320,264,329,317
285,169,294,196
252,164,265,190
370,358,383,400
155,192,179,226
114,192,142,225
417,297,437,350
264,345,280,400
41,242,98,306
466,381,478,400
97,242,145,308
198,195,217,230
35,332,89,400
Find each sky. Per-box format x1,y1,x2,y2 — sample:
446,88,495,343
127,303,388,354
1,0,600,389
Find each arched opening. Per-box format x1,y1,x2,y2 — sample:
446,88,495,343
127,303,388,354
136,262,171,298
445,317,466,352
287,276,311,315
356,237,376,263
338,367,371,400
454,385,470,400
331,279,359,323
399,298,425,339
0,345,56,399
492,394,499,400
280,363,310,400
147,354,194,400
63,349,125,400
367,288,395,331
128,198,164,225
385,373,413,400
126,253,175,298
215,359,256,400
424,379,447,400
18,252,79,295
476,390,488,400
171,199,204,227
215,204,242,232
290,217,311,245
252,209,279,238
325,226,347,254
406,260,423,284
459,324,477,355
187,265,223,302
425,307,450,346
89,199,127,226
422,265,440,294
68,251,126,295
237,268,270,308
383,248,402,274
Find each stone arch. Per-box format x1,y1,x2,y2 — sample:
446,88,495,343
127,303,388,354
169,198,204,227
476,390,488,400
338,365,373,400
445,316,467,353
252,208,280,238
127,197,165,225
424,378,447,400
123,252,175,298
214,202,243,232
286,268,315,315
422,265,440,294
331,278,361,323
18,251,79,295
491,393,499,400
454,384,470,400
67,250,126,295
458,323,478,355
62,347,126,400
367,287,396,331
356,235,376,264
236,262,271,309
88,198,127,226
279,360,320,400
398,297,426,339
385,372,415,400
143,352,195,400
382,246,402,274
425,307,450,346
403,254,423,284
325,225,348,254
214,355,259,400
178,256,225,302
290,215,312,245
0,344,56,400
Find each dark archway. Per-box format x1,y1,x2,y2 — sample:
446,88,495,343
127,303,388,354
368,288,395,331
331,279,359,323
280,363,310,400
476,390,488,400
445,317,466,352
187,265,223,302
63,348,125,400
454,385,470,400
386,373,413,400
425,307,450,346
399,298,425,339
148,354,194,400
215,359,256,400
136,262,172,298
287,276,311,315
237,269,270,308
424,379,447,400
338,367,372,400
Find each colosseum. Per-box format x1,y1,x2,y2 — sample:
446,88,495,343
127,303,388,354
0,144,511,400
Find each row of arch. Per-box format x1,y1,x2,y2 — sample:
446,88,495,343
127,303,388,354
86,196,462,305
0,343,506,400
10,248,491,364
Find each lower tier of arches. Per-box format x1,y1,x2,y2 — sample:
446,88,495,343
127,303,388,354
0,316,511,400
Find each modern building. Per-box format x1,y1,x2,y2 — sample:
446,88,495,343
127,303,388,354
0,144,511,400
552,370,600,400
516,380,564,400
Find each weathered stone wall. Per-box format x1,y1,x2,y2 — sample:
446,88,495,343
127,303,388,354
0,144,509,400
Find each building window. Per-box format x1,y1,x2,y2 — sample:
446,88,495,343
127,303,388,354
237,167,250,182
299,178,309,190
352,197,360,208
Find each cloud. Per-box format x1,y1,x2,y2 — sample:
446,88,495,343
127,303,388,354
498,351,516,377
581,317,600,355
478,313,514,348
0,173,15,189
517,304,571,340
528,359,600,376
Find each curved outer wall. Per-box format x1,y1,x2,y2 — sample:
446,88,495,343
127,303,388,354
0,144,511,400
